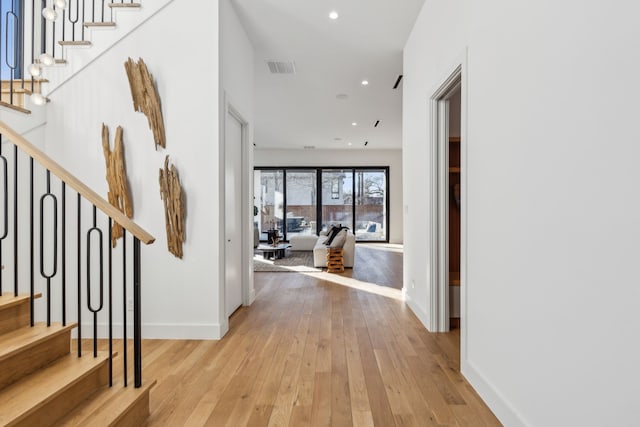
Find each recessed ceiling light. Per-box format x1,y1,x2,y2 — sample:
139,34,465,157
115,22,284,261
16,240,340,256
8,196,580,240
352,122,357,126
329,11,339,20
348,142,352,146
361,80,369,86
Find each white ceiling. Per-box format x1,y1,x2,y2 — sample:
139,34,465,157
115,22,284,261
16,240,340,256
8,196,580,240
231,0,425,150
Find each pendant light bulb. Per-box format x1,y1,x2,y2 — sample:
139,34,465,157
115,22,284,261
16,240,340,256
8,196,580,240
31,93,47,106
39,53,55,66
54,0,67,9
42,7,58,21
28,63,42,77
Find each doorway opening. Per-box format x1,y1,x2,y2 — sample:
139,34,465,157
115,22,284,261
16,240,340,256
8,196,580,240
429,65,462,333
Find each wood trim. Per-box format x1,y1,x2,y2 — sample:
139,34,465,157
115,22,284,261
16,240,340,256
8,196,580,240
108,2,141,7
0,101,30,114
83,22,116,27
0,121,155,244
58,41,92,46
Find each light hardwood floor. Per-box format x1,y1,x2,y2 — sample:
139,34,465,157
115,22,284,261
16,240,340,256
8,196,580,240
138,245,501,426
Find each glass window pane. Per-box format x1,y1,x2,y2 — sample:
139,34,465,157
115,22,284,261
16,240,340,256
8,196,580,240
321,169,353,231
254,170,284,241
355,170,387,241
285,170,317,238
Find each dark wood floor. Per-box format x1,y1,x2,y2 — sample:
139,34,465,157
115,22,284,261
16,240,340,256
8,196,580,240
140,244,500,426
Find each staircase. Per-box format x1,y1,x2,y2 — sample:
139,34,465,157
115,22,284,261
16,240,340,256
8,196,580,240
0,0,147,114
0,293,156,426
0,118,156,423
0,4,159,421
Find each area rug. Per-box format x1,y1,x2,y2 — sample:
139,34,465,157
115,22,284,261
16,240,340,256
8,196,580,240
253,250,322,273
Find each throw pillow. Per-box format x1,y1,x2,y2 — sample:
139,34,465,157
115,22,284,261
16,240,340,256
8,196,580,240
324,225,342,245
329,229,347,248
325,226,348,246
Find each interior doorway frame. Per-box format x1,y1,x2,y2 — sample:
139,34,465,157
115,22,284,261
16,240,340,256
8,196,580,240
429,62,465,335
222,96,254,321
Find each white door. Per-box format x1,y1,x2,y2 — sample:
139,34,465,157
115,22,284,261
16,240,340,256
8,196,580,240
225,111,243,317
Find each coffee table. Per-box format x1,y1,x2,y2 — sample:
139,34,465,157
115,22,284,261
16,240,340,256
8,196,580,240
256,243,291,260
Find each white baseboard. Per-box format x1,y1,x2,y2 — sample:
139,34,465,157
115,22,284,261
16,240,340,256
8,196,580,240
405,292,527,426
461,359,529,427
76,322,227,340
405,292,433,332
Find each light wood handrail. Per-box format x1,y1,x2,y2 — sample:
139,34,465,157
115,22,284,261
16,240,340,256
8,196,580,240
0,120,155,245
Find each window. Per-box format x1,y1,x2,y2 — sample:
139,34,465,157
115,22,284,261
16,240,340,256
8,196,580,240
285,169,317,238
0,0,23,79
355,170,387,241
254,170,284,240
253,167,389,242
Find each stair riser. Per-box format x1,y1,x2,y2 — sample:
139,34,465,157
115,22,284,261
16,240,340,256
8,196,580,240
113,392,150,427
8,361,109,427
0,331,71,390
0,301,30,336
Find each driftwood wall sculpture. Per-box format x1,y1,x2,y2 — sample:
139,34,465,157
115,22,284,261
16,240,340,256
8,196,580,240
102,124,133,248
124,57,166,150
159,155,185,258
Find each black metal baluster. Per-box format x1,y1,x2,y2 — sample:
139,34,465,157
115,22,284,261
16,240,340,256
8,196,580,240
51,12,56,60
40,171,58,327
81,0,85,40
0,143,7,296
61,182,66,326
17,0,24,90
122,229,127,387
0,144,6,296
101,0,104,22
133,237,141,388
40,0,45,55
13,146,18,298
86,205,103,357
108,217,113,386
29,157,33,325
6,3,18,103
31,0,35,92
91,0,94,23
69,0,78,41
77,193,82,356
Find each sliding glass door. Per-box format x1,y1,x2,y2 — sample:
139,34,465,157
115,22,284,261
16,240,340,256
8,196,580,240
285,169,317,237
253,167,390,242
254,170,284,241
321,169,353,232
355,169,387,241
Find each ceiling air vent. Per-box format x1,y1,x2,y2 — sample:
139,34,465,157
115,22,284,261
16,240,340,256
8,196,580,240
304,145,315,149
266,60,296,74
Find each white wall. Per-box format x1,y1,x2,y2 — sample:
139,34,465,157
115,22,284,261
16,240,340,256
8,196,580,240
404,1,640,426
255,148,403,244
220,0,256,307
43,0,223,339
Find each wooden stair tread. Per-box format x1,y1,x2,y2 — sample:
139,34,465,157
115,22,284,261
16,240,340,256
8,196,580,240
0,323,76,362
58,379,157,426
0,293,42,311
0,100,30,114
108,2,141,8
0,352,109,425
0,294,31,311
58,41,92,46
0,87,32,94
84,22,116,27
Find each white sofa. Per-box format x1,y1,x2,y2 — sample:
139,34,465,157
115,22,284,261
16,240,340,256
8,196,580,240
313,231,355,268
